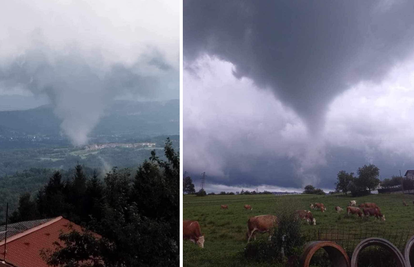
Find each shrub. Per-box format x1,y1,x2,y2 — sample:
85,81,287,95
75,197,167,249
196,189,207,197
357,246,399,266
244,209,304,265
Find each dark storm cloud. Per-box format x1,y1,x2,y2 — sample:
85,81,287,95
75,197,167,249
184,0,414,132
187,144,414,192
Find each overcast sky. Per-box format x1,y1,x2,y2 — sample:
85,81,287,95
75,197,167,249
184,0,414,192
0,0,179,145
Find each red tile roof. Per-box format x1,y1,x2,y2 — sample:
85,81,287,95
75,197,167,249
0,217,83,267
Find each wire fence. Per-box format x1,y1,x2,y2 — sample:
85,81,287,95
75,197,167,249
302,225,414,256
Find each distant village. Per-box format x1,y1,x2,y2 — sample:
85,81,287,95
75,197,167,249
84,142,156,151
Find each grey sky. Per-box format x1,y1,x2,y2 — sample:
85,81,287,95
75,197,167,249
0,0,179,145
184,1,414,192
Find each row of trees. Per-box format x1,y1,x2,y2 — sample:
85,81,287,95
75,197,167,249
335,164,380,196
10,138,179,267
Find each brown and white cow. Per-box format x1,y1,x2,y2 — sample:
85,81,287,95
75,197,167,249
183,220,205,248
246,215,278,243
221,205,228,209
347,206,364,217
295,210,316,225
363,208,385,221
311,203,326,212
335,206,343,213
244,204,253,210
359,202,381,212
349,200,357,206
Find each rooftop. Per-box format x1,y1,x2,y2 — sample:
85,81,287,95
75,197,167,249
0,218,53,242
405,170,414,176
0,216,83,267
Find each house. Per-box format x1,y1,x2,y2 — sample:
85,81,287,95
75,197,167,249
0,216,84,267
405,170,414,179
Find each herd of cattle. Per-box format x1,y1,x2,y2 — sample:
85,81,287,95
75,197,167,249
184,199,391,248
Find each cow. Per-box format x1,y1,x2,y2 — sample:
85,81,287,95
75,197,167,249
246,215,278,243
359,202,381,212
311,203,326,212
295,210,316,225
349,200,357,206
183,220,205,248
244,204,253,210
221,205,228,209
335,206,343,213
403,201,408,206
363,208,385,221
347,206,364,217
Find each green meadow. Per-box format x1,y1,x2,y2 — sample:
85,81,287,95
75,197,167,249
183,193,414,266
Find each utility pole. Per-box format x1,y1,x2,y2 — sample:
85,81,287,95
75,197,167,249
3,203,8,261
201,172,205,190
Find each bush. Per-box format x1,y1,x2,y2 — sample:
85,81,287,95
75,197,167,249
347,181,370,197
244,209,304,265
196,189,207,197
357,246,399,266
403,178,414,190
303,185,325,195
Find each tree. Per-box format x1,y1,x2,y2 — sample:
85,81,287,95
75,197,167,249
335,171,355,195
303,185,315,194
313,188,326,195
37,171,66,218
183,176,195,194
196,189,207,196
84,170,105,222
30,138,180,266
381,176,403,188
357,164,380,192
9,193,38,223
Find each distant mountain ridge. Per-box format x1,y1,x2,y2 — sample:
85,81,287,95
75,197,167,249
0,99,179,146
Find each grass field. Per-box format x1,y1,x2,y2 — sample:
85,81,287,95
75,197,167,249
183,193,414,266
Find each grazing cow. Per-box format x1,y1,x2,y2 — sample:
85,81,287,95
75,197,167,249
347,206,364,217
183,220,205,248
335,206,343,213
363,208,385,221
403,201,408,206
359,202,381,212
221,205,228,209
295,210,316,225
349,200,357,206
312,203,327,212
246,215,278,243
244,204,253,210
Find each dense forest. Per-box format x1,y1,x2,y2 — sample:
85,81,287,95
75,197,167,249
4,138,179,266
0,135,178,221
